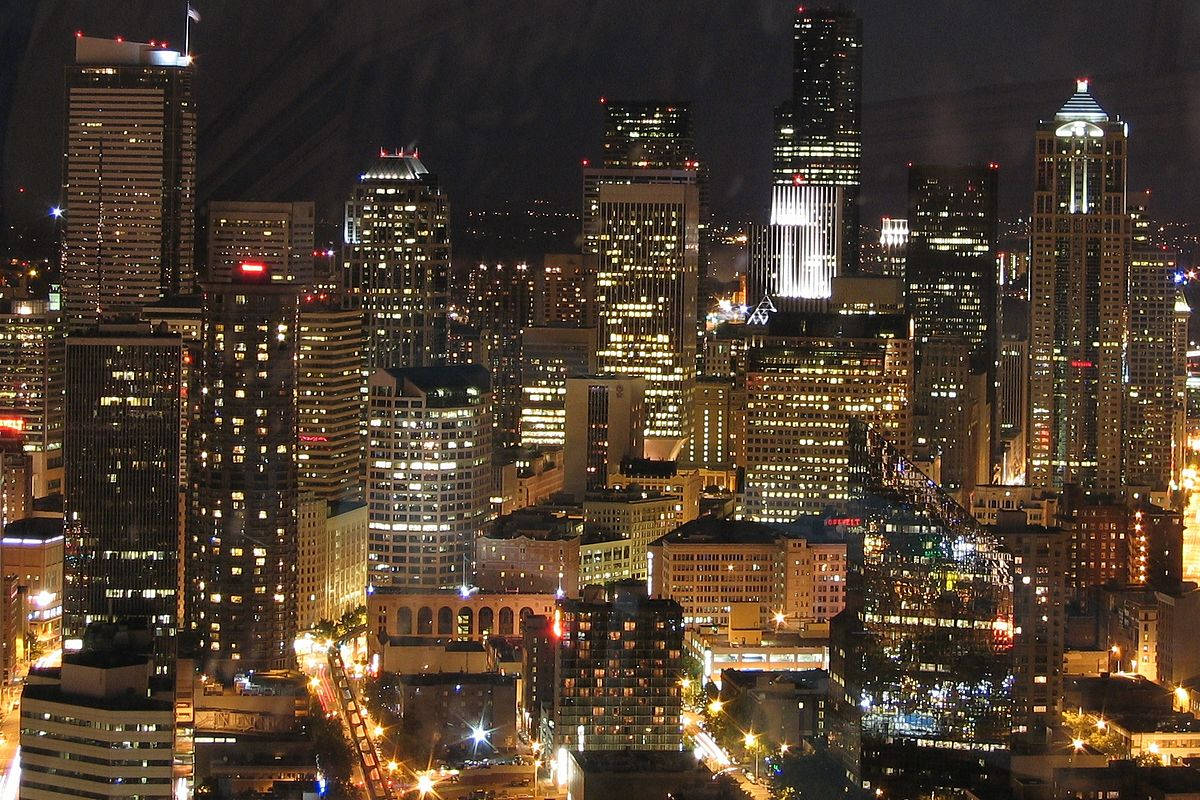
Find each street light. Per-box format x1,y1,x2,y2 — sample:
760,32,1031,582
708,699,724,714
744,732,760,782
1072,738,1085,751
779,742,790,755
416,772,436,798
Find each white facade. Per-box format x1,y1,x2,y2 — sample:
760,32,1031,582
749,184,843,309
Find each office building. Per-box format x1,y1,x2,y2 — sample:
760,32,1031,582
206,201,315,285
583,489,679,582
475,508,582,596
554,582,683,751
906,164,998,492
602,101,697,170
563,375,645,499
589,169,699,453
297,293,364,503
465,261,535,448
187,265,300,673
998,296,1030,483
344,150,449,369
0,299,63,497
3,518,65,661
366,365,492,589
522,614,557,733
535,253,594,327
773,6,862,269
690,377,732,469
63,328,182,663
61,37,195,330
297,498,368,630
648,516,847,629
609,459,702,524
518,326,596,450
993,510,1069,741
875,217,907,280
834,421,1013,793
748,184,843,310
1029,81,1130,490
1124,209,1187,492
0,423,31,529
740,313,913,521
19,649,174,799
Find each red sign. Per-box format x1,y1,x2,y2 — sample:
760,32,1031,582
825,517,861,527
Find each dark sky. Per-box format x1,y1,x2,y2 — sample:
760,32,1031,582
2,0,1199,241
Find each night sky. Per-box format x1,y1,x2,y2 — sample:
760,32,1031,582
2,0,1199,241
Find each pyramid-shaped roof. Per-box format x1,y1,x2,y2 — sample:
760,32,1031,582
1054,79,1109,123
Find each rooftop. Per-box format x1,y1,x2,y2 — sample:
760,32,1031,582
1054,79,1111,123
3,516,64,542
652,516,845,547
379,364,491,403
22,681,172,713
361,151,431,182
569,749,705,773
396,671,516,687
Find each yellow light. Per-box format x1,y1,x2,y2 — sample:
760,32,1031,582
416,773,435,796
773,611,786,625
532,740,543,754
779,742,790,755
679,677,691,689
1095,718,1106,730
1149,741,1161,754
1072,738,1085,751
708,699,724,714
743,732,757,748
386,760,398,773
1176,686,1189,703
308,677,320,689
373,725,384,738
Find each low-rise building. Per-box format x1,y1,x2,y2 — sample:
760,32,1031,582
968,484,1060,527
372,636,489,675
558,750,730,800
578,527,634,587
475,507,581,595
583,489,679,582
718,669,829,748
493,447,566,515
367,587,557,643
610,458,702,524
684,626,828,689
1,517,64,664
395,672,519,755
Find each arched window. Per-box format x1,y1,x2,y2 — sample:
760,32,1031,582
437,606,454,635
478,607,494,635
520,606,534,623
396,606,413,636
417,606,433,635
499,606,514,635
457,607,474,637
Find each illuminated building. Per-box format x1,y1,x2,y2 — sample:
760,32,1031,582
689,377,732,469
63,328,182,665
1124,208,1187,492
579,530,635,587
492,447,565,515
773,6,862,270
365,587,557,640
366,365,492,589
475,508,582,596
1029,81,1130,490
19,650,175,799
563,375,645,500
554,581,683,751
187,265,300,673
297,293,364,502
833,421,1013,793
0,423,31,529
535,253,594,327
142,294,201,490
521,614,557,734
590,171,699,453
876,217,908,280
602,101,696,170
465,262,535,448
343,150,449,370
297,498,367,630
0,299,63,497
518,326,596,450
748,184,843,310
992,510,1068,740
1065,492,1131,589
830,275,904,315
998,296,1029,483
684,627,828,688
648,516,847,629
1131,503,1183,591
206,201,315,284
61,37,195,330
740,313,913,521
906,164,998,495
583,488,679,582
968,485,1059,528
2,518,65,661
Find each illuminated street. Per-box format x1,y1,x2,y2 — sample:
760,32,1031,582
1183,489,1200,583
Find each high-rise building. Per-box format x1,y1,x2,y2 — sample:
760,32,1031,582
876,217,908,280
773,6,862,270
519,326,596,450
740,313,913,521
833,421,1013,794
906,164,999,493
465,262,535,449
297,498,368,630
0,299,64,497
63,328,182,664
1029,81,1130,490
591,172,699,453
554,581,683,752
0,421,31,530
601,101,697,170
563,375,645,500
344,150,449,370
690,377,732,469
583,488,679,583
206,201,315,285
297,293,364,503
998,296,1030,483
61,37,195,330
748,184,843,310
366,365,492,589
187,264,300,673
535,253,594,327
1124,208,1187,492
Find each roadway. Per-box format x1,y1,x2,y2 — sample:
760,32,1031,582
327,639,393,800
1183,489,1200,582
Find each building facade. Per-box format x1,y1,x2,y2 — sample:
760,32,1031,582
748,184,843,310
563,375,645,500
0,299,64,497
518,326,596,450
206,201,315,285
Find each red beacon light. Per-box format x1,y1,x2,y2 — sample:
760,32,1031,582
581,158,590,167
75,30,84,38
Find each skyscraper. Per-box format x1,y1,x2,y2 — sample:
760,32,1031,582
0,299,63,497
206,201,315,285
748,184,843,310
1028,80,1130,490
740,313,913,521
187,263,300,673
63,328,182,665
344,150,449,370
518,326,596,450
601,101,697,170
591,173,699,454
297,293,364,503
563,375,645,500
465,262,535,448
554,581,683,752
61,37,195,330
1124,207,1187,492
773,6,862,270
366,365,492,589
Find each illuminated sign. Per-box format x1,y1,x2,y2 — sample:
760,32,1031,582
238,261,267,275
0,417,24,435
825,517,861,527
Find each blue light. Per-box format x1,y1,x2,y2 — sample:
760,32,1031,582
1176,272,1187,284
49,206,63,219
